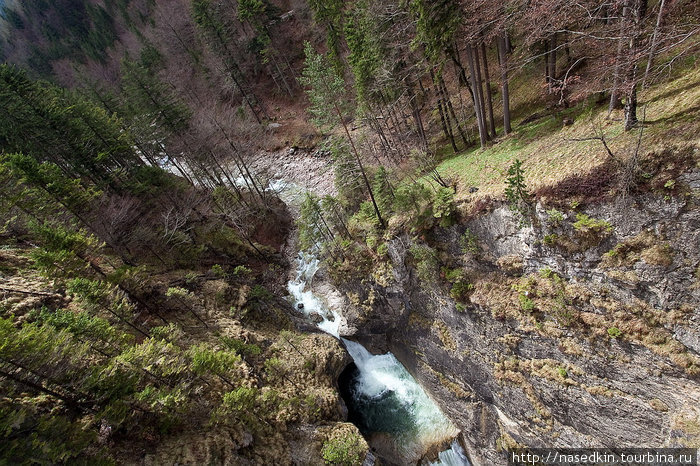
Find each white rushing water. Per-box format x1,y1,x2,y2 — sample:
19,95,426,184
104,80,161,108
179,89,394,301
342,339,462,461
287,252,343,337
429,440,471,466
286,246,469,465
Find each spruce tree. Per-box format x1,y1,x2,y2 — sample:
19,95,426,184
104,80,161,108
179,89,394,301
300,43,386,229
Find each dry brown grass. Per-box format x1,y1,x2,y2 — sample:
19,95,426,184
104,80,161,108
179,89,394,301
430,66,700,205
640,244,674,267
601,230,675,268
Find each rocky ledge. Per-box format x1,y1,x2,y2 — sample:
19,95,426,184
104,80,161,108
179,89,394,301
337,169,700,465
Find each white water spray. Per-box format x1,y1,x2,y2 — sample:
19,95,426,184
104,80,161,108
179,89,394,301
429,440,471,466
342,339,461,461
287,252,342,337
287,247,469,465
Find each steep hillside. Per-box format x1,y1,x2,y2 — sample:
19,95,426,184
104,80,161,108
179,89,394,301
336,167,700,463
1,0,699,464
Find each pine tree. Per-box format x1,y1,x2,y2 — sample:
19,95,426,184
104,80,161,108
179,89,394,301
186,343,241,387
120,57,194,181
409,0,461,65
300,43,386,229
505,159,532,224
372,166,394,216
237,0,294,97
191,0,264,122
299,193,332,251
0,65,141,187
330,140,365,210
345,0,383,105
306,0,345,73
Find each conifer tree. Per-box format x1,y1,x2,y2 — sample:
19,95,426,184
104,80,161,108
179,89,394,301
0,65,141,186
191,0,264,122
372,166,394,216
307,0,345,73
237,0,294,97
299,193,332,251
344,0,383,105
300,43,386,229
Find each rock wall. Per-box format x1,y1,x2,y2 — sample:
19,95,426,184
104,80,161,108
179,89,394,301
339,170,700,465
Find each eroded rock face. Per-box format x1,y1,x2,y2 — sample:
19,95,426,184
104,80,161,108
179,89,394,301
339,178,700,465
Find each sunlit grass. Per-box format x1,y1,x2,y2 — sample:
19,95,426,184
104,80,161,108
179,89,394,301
429,64,700,203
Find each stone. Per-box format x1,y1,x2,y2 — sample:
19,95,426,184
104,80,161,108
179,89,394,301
338,171,700,465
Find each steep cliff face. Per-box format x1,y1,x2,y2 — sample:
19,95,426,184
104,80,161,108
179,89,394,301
338,169,700,465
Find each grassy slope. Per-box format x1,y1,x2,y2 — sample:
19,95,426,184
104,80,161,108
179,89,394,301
430,59,700,204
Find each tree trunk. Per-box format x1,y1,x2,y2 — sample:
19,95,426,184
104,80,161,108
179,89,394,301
327,201,352,239
548,34,557,93
473,45,490,142
212,117,265,201
406,81,428,151
368,108,393,158
543,40,550,84
481,42,497,138
624,0,647,130
440,75,469,146
642,0,666,88
439,96,458,153
334,104,386,229
0,366,84,412
430,68,458,152
564,33,572,68
497,33,512,135
201,7,264,124
465,46,487,148
313,201,336,242
609,0,631,115
448,48,475,101
271,53,294,97
624,80,638,130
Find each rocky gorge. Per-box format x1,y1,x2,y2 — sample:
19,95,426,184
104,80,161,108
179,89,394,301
306,163,700,465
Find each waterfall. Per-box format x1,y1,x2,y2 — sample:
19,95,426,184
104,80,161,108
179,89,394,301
429,440,471,466
287,252,342,337
287,247,470,465
342,338,461,460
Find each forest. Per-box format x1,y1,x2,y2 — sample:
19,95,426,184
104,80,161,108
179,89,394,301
0,0,699,464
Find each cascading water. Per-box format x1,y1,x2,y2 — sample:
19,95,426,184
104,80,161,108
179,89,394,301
287,252,342,337
287,251,470,465
342,339,461,462
428,440,472,466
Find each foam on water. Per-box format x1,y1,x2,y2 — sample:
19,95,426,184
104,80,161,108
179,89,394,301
429,439,471,466
287,252,342,337
342,339,460,459
281,176,469,465
287,248,469,464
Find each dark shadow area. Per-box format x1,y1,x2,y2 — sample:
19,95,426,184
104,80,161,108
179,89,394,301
337,362,415,436
644,81,698,105
645,104,700,125
338,362,364,429
534,156,618,205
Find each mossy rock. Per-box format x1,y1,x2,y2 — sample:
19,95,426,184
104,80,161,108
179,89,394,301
320,423,368,465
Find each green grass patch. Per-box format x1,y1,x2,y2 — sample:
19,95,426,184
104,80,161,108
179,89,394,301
427,65,700,203
573,213,613,234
